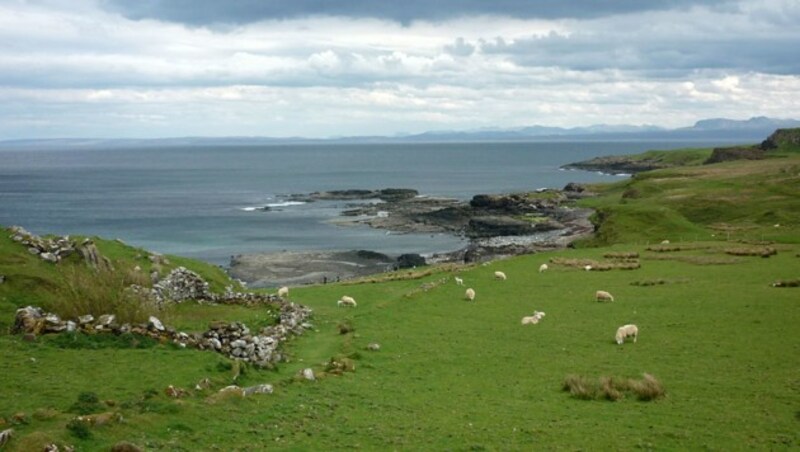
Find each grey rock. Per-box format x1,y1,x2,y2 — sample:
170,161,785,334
302,368,315,381
242,384,273,396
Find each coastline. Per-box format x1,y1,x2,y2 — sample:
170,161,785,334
228,184,599,288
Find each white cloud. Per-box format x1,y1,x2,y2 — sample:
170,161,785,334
0,0,797,138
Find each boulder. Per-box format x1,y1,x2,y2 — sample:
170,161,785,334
397,253,426,269
242,384,273,396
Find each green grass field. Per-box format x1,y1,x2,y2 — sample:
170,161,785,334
1,151,799,450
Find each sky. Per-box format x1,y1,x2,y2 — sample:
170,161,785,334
1,0,799,139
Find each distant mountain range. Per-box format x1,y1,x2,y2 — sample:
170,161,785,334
2,116,798,150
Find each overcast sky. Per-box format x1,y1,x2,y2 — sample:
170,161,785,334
1,0,798,139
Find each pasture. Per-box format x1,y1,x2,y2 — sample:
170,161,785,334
1,240,798,450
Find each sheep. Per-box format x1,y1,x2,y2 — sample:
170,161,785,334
465,288,476,301
615,324,639,344
539,263,548,273
596,290,615,302
0,429,13,449
277,286,289,298
337,296,357,307
521,316,540,325
521,310,546,325
584,265,592,271
661,239,670,245
454,276,464,286
494,271,507,280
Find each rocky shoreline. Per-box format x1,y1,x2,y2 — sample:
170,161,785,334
229,183,598,287
560,156,665,174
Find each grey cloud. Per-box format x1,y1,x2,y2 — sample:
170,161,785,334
478,27,800,76
102,0,736,25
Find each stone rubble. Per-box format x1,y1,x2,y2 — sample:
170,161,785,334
11,292,312,368
7,225,111,269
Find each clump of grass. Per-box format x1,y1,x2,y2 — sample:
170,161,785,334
66,418,92,439
68,392,103,415
549,258,641,271
562,374,596,400
338,319,355,335
604,252,640,259
50,266,157,324
631,279,667,287
644,255,743,265
724,246,777,258
562,374,665,402
627,373,666,401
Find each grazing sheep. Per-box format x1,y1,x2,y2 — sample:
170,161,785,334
465,288,476,301
539,263,548,273
494,271,507,280
337,296,357,307
596,290,615,302
615,324,639,344
584,265,593,271
454,276,464,286
661,239,670,244
0,429,13,448
277,286,289,297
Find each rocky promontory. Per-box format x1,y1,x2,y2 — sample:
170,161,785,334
561,155,669,174
230,184,597,286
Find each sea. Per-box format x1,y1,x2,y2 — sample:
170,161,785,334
0,141,721,266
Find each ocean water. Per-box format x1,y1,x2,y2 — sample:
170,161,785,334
0,141,709,265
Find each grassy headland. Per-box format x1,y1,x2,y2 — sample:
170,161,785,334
0,131,798,450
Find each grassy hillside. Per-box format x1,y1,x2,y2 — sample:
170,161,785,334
0,230,240,331
577,155,800,246
1,241,798,450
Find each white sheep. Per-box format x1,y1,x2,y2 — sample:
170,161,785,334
584,265,593,271
494,271,507,280
661,239,670,245
521,316,540,325
596,290,615,302
615,324,639,344
465,288,476,301
337,296,357,307
454,276,464,286
521,310,546,325
539,263,548,273
277,286,289,298
0,429,13,449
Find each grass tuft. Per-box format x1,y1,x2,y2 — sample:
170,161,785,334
49,266,157,324
563,374,665,402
